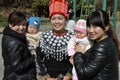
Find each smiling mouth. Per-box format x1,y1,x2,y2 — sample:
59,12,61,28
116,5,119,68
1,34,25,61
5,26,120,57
90,34,95,37
55,25,60,28
19,30,25,33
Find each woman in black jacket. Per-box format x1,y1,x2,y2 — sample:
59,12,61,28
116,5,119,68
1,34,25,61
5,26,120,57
71,10,120,80
2,11,37,80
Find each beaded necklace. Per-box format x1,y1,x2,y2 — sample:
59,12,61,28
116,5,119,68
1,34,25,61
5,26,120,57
39,30,73,61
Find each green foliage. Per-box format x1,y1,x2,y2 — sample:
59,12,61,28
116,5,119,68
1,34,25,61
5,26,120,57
0,16,7,27
76,0,82,10
32,0,49,8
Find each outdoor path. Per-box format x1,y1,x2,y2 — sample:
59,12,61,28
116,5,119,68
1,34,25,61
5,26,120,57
0,34,4,80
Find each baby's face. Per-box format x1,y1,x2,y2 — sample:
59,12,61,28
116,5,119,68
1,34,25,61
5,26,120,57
75,30,87,39
27,26,38,34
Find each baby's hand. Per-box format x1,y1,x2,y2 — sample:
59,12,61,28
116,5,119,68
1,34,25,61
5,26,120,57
75,43,86,54
69,56,74,65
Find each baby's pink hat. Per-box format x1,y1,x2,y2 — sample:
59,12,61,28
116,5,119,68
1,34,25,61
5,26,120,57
75,19,87,34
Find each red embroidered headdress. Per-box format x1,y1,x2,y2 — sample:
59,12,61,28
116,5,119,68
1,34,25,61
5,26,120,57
49,0,69,18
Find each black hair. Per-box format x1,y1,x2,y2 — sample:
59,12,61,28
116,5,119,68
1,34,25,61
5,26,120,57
87,10,109,30
87,10,120,60
8,11,27,26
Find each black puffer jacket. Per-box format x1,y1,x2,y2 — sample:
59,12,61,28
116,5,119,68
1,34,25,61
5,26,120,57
73,37,119,80
2,27,37,80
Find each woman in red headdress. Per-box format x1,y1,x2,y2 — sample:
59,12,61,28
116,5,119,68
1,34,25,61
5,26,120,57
37,0,74,80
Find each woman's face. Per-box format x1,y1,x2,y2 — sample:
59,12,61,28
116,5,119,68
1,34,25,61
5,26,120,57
50,14,66,31
87,24,108,42
9,20,27,34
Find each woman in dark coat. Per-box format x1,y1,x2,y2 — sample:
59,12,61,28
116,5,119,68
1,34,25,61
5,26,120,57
71,10,120,80
2,11,37,80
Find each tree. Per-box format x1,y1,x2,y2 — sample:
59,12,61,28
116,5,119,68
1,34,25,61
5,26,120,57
32,0,49,17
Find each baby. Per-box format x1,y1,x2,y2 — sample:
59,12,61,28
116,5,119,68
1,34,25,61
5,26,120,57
67,19,92,80
26,16,42,49
26,17,48,80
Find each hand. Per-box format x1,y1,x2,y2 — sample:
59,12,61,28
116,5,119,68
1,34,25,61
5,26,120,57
47,78,57,80
28,46,36,56
69,56,74,65
75,43,85,54
63,73,72,80
63,75,71,80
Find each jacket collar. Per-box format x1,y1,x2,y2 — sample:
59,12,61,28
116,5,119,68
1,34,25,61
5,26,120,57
3,26,27,45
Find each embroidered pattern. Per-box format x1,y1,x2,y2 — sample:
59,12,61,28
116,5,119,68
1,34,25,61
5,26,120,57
39,30,73,61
